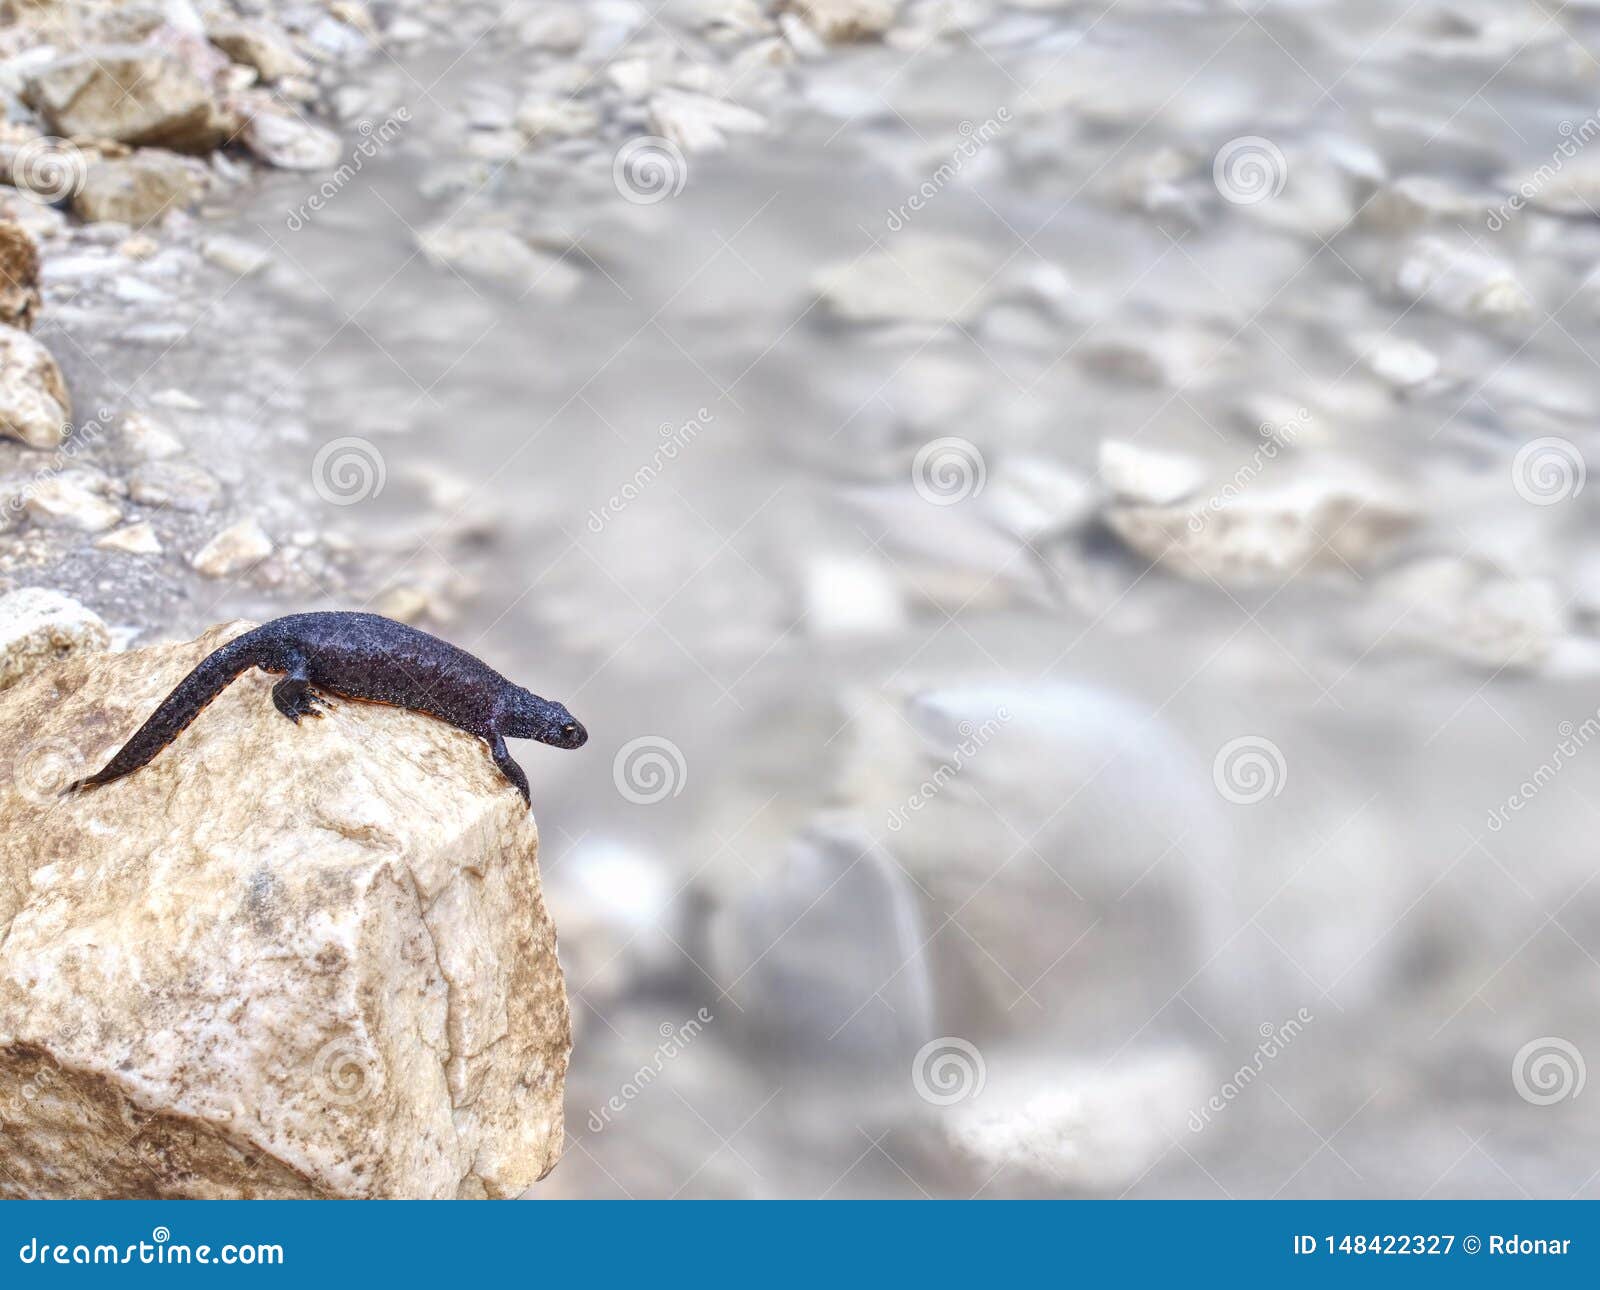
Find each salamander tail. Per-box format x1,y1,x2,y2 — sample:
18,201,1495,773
65,632,261,793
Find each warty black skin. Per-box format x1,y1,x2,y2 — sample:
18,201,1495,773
66,611,587,804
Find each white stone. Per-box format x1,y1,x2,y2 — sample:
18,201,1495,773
817,236,993,325
804,554,905,638
202,235,273,276
191,518,272,577
25,477,121,532
648,88,766,153
94,522,163,556
0,588,109,691
1394,237,1531,320
0,325,70,448
1099,439,1207,506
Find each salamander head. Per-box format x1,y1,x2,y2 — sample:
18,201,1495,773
504,687,588,749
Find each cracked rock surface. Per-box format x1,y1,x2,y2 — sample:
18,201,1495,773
0,621,569,1198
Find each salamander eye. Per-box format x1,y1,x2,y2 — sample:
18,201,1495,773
560,723,580,740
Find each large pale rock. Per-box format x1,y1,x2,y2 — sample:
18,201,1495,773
1106,471,1414,586
0,623,571,1198
0,588,109,691
24,47,223,152
73,151,206,225
0,324,70,449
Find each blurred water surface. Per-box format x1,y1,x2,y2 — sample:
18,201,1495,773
166,0,1600,1195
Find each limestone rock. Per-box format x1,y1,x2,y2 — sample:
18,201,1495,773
94,522,162,556
0,623,570,1198
120,411,183,461
24,47,222,151
0,221,41,330
1106,471,1414,586
1374,558,1562,671
1394,237,1530,321
191,518,272,577
0,588,109,691
817,236,993,325
128,461,223,513
238,98,343,171
647,89,766,153
72,151,206,225
208,20,313,82
417,225,582,298
782,0,898,42
24,477,122,532
0,325,70,449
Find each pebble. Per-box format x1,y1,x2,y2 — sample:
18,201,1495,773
1357,335,1440,391
239,100,344,170
416,224,583,298
201,235,273,276
120,411,184,460
817,236,993,324
94,521,162,555
1394,237,1531,321
648,88,767,152
514,97,600,140
128,461,223,513
25,477,123,532
190,517,273,577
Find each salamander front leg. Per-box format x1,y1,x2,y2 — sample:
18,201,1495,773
271,657,332,723
489,733,530,804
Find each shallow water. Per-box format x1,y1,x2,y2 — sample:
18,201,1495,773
100,0,1600,1195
